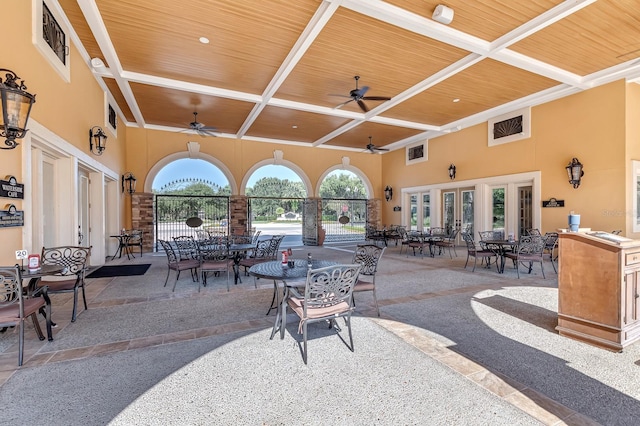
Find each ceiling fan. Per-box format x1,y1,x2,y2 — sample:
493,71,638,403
185,112,218,137
365,136,389,153
333,76,391,113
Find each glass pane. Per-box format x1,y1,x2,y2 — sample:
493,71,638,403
518,186,533,237
492,188,505,235
462,190,474,235
410,195,418,230
422,193,430,229
443,192,455,234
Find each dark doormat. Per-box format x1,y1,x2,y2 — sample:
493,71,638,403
87,264,151,278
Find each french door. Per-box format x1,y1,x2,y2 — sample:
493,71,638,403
442,188,474,242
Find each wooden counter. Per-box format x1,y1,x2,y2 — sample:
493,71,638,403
557,232,640,351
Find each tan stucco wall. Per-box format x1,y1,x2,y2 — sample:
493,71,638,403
382,81,628,234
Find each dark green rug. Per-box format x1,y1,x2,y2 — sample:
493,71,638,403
87,264,151,278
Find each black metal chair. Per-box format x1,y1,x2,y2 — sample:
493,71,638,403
159,239,200,292
462,232,497,272
0,266,53,366
435,229,460,258
39,246,92,322
504,235,546,278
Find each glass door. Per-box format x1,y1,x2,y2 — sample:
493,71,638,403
442,188,474,243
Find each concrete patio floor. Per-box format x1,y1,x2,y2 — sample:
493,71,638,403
0,240,637,425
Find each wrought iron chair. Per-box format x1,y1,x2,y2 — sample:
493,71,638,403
435,228,460,258
284,264,361,364
542,232,559,273
462,232,497,272
123,229,143,257
527,228,542,236
504,235,546,279
365,225,387,246
352,244,385,316
239,235,285,278
198,243,233,291
0,265,53,366
39,246,92,322
159,239,200,292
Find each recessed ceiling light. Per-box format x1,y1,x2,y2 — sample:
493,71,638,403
453,98,460,103
199,37,210,44
292,125,298,129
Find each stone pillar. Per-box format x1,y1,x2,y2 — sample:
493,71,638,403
367,198,382,229
229,195,249,236
131,192,154,252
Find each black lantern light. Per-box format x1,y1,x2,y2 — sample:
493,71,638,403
89,126,108,155
448,163,456,180
566,157,584,189
0,69,36,149
121,172,137,194
384,185,393,202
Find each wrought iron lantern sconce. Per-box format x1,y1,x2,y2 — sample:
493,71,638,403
89,126,108,155
448,163,456,180
0,69,36,149
384,186,393,202
566,157,584,189
121,172,137,194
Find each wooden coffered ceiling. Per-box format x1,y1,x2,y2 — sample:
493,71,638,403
57,0,640,152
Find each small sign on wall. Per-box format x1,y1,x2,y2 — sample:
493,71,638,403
542,198,564,208
0,204,24,227
0,176,24,199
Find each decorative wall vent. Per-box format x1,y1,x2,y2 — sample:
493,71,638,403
488,107,531,146
406,140,428,165
108,104,117,130
33,0,71,82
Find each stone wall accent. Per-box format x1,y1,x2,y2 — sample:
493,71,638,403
229,195,249,236
131,192,154,252
367,198,382,230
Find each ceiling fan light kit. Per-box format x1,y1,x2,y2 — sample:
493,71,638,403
432,5,454,25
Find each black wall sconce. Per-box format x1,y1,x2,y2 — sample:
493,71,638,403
448,163,456,180
566,157,584,189
0,69,36,149
122,172,137,194
384,186,393,202
89,126,108,155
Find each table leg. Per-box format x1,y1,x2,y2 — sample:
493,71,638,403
269,280,282,339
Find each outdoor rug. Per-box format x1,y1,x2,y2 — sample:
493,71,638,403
87,264,151,278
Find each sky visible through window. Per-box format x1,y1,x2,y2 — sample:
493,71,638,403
152,159,302,191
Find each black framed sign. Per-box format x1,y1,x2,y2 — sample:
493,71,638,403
542,198,564,208
0,204,24,227
0,176,24,199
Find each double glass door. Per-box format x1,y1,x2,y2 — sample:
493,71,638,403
442,188,474,241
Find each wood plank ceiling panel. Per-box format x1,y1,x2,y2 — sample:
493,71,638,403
511,0,640,75
276,7,470,111
384,0,564,41
382,58,559,125
58,0,107,66
246,107,351,143
103,79,135,122
130,83,255,133
324,122,424,150
96,0,321,94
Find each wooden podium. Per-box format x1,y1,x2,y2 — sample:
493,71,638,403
557,232,640,351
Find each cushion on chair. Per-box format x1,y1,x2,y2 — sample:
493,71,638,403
170,260,199,272
287,297,351,319
201,259,232,270
353,280,375,291
0,298,45,322
39,278,78,291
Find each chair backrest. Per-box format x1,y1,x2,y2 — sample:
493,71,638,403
517,235,545,255
352,244,385,277
41,246,91,277
543,232,559,250
0,266,25,319
172,236,200,260
267,235,286,258
301,264,362,316
250,238,273,259
126,230,143,245
447,229,460,241
158,240,179,264
195,230,211,241
479,230,504,241
251,230,262,244
462,232,477,250
527,228,542,236
198,243,229,262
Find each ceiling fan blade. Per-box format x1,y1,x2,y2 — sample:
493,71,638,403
357,100,369,112
356,86,369,97
198,129,218,137
334,99,354,109
376,147,390,151
362,96,391,101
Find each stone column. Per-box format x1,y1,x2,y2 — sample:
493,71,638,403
131,192,154,252
367,198,382,229
229,195,249,236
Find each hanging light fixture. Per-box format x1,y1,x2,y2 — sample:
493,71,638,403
384,186,393,202
566,158,584,188
121,172,137,194
0,69,36,149
89,126,108,155
448,164,456,180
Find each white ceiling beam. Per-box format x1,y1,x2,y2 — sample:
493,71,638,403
76,0,145,126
